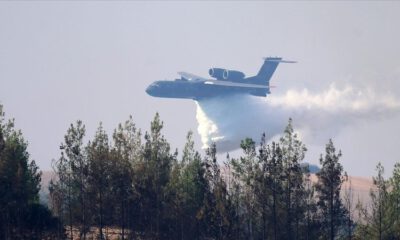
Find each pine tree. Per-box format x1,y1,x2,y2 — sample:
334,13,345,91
165,131,207,240
164,152,183,239
0,128,40,238
183,133,209,240
0,104,61,239
65,120,88,238
137,113,174,239
50,120,87,239
257,134,284,240
225,153,242,240
315,139,347,240
280,118,307,240
111,116,141,240
388,163,400,238
86,123,111,239
200,143,233,240
355,163,395,239
230,138,259,240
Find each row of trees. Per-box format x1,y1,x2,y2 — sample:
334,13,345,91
48,113,352,240
1,103,400,239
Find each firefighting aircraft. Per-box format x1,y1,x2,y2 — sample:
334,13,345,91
146,57,295,100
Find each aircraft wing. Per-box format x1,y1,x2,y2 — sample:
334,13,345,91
204,80,272,89
178,72,208,81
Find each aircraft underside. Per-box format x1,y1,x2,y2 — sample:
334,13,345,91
146,81,267,100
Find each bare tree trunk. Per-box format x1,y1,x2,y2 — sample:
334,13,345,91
273,188,277,240
262,207,266,240
121,200,125,240
287,174,292,240
330,187,334,240
180,217,183,240
99,186,104,240
81,177,87,240
68,177,73,240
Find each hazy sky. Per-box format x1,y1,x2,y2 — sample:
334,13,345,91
1,2,400,176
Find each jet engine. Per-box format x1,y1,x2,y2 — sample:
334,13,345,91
208,68,225,80
223,70,245,81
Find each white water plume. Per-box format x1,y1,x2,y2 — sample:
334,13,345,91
195,84,400,152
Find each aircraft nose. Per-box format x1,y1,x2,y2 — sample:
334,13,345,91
146,82,159,96
145,85,151,94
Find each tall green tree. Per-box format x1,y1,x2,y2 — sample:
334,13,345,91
200,143,234,240
111,116,141,239
65,120,88,238
50,120,87,239
388,163,400,238
257,134,284,240
65,121,89,238
86,123,111,239
315,139,347,240
165,131,207,240
0,105,61,239
136,113,174,239
280,118,307,240
230,138,259,240
356,163,395,240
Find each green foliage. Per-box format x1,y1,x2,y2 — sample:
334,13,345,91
0,104,62,239
165,131,207,239
388,163,400,237
355,163,397,240
87,123,112,239
280,118,308,239
201,143,235,240
4,102,400,240
110,115,140,239
257,135,285,240
230,138,259,240
315,139,348,240
227,119,314,240
50,120,88,238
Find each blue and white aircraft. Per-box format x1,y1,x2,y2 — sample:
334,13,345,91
146,57,295,100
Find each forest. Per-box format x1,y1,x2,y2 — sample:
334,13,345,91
0,103,400,240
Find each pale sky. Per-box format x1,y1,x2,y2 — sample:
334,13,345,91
1,2,400,176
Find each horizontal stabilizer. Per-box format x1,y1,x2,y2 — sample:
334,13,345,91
263,58,297,63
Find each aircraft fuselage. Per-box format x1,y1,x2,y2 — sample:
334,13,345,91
146,79,267,100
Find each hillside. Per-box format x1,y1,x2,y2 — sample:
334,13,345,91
40,170,374,209
39,170,55,205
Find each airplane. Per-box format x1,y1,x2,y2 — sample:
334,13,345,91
145,57,295,100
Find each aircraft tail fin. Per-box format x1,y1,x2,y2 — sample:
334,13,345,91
251,57,296,88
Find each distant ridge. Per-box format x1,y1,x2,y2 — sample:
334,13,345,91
39,170,55,205
40,169,373,209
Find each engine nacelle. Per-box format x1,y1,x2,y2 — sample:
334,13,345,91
223,70,245,81
209,68,226,80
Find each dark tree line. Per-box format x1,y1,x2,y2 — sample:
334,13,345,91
1,103,400,240
48,115,353,240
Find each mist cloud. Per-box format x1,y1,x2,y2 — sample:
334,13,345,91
196,84,400,152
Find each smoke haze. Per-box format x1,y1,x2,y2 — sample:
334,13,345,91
196,84,400,152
